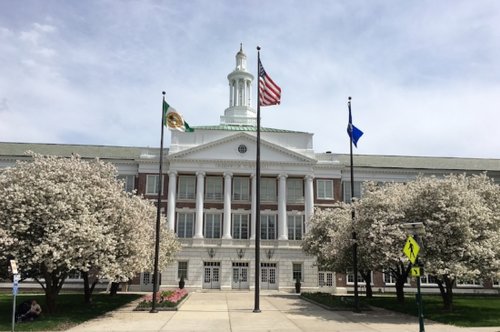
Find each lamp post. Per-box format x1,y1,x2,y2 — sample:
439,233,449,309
402,222,425,332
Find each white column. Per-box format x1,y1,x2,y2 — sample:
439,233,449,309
167,171,177,231
223,172,232,239
235,79,240,107
250,173,256,240
248,81,252,106
194,171,205,239
278,174,288,240
304,175,314,232
229,82,233,107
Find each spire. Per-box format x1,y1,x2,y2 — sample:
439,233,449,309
220,44,256,126
236,43,247,70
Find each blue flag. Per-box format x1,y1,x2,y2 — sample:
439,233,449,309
347,108,363,147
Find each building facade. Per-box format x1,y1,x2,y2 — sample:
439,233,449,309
1,46,499,294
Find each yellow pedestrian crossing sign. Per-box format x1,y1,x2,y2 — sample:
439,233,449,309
403,236,420,264
411,266,421,277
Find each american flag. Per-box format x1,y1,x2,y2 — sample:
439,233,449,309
258,59,281,106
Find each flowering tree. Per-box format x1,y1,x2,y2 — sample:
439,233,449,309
403,174,500,311
356,181,414,303
302,203,377,297
0,153,180,312
304,174,500,310
302,204,353,271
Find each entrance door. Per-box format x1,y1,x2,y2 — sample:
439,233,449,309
261,263,278,290
203,262,221,289
232,262,249,289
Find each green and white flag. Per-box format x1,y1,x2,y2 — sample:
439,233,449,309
163,101,194,132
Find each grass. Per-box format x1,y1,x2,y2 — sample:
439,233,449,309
0,292,142,331
302,292,500,327
301,292,371,311
366,294,500,327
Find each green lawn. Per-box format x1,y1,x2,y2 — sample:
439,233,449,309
302,292,500,327
0,292,142,331
366,294,500,327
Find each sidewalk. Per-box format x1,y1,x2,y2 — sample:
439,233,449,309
66,292,500,332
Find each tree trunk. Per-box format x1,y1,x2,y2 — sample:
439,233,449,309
395,279,405,303
360,270,373,298
394,262,411,303
39,264,66,314
109,282,120,296
436,275,454,311
82,271,99,304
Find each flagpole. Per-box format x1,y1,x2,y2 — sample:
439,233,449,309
253,46,262,313
150,91,166,313
348,96,360,312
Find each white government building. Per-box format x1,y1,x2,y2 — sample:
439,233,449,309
1,46,499,293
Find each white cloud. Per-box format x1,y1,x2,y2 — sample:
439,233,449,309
0,0,499,158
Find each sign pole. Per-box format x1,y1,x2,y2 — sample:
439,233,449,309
11,274,19,332
403,231,425,332
10,260,18,332
415,262,425,332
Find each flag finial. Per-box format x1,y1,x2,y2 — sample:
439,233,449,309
162,91,166,96
257,46,261,51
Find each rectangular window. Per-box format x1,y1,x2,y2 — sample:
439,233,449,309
287,178,304,202
205,176,223,201
178,175,196,200
316,179,334,200
260,178,277,202
146,175,162,195
117,175,135,192
178,261,188,280
346,271,373,285
177,213,195,238
343,181,362,202
292,263,303,282
142,272,150,285
204,213,222,238
287,215,304,240
232,214,249,239
456,279,482,287
383,270,409,285
260,214,276,240
233,177,250,201
420,274,438,285
318,272,334,287
67,270,82,280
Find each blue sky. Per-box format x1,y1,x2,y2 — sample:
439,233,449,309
1,0,499,158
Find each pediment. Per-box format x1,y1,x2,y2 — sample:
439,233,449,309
167,132,315,164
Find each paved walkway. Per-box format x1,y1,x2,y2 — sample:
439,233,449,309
66,292,500,332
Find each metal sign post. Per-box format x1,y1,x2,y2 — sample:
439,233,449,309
10,260,19,332
12,274,19,332
402,226,425,332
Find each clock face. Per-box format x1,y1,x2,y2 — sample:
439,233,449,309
167,112,184,129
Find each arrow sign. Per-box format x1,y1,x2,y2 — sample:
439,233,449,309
403,236,420,264
411,266,421,277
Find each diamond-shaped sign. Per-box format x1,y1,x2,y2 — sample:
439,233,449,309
403,236,420,264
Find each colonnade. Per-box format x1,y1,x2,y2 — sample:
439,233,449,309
166,172,314,240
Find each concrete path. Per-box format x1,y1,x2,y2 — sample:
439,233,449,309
66,292,500,332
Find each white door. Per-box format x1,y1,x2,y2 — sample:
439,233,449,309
261,263,278,290
203,262,221,289
232,262,249,289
